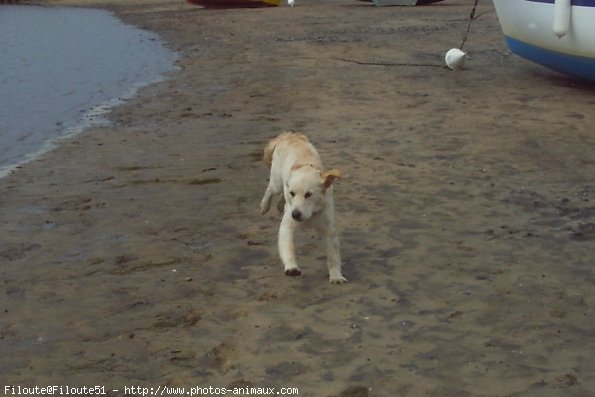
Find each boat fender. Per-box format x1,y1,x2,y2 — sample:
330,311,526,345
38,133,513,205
553,0,571,38
445,48,466,70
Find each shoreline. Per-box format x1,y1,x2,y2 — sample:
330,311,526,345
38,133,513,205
0,76,173,179
0,3,179,179
2,0,594,395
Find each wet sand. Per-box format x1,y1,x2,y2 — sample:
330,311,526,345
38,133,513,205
1,0,594,395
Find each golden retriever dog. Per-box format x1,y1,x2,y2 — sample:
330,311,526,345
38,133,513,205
260,132,346,283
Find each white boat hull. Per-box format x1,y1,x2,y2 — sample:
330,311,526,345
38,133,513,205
493,0,595,81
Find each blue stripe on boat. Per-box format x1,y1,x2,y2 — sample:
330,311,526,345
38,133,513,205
505,36,595,82
524,0,595,6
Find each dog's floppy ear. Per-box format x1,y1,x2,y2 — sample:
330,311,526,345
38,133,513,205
321,169,342,189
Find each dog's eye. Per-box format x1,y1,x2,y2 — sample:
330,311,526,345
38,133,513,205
305,192,312,199
290,191,295,197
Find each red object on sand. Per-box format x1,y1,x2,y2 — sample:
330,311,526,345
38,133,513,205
186,0,279,8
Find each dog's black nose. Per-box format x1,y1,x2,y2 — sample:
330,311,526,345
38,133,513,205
292,210,302,221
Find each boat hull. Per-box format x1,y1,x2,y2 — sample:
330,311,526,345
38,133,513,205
493,0,595,82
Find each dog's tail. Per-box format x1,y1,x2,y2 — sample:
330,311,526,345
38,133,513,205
263,137,279,169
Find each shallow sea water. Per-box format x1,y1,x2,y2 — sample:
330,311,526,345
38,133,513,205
0,5,177,176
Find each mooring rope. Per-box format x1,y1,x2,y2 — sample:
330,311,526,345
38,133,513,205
460,0,480,51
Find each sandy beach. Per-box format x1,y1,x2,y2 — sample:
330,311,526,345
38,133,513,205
1,0,594,395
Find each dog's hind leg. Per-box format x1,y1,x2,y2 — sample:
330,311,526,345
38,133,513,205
276,196,286,214
260,186,275,215
261,170,283,215
278,211,301,276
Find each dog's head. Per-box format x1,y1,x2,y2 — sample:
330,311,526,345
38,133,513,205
285,165,341,222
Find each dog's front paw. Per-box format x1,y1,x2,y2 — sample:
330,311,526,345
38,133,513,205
284,268,302,277
329,275,348,284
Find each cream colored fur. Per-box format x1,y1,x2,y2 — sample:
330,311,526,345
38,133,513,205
261,132,346,284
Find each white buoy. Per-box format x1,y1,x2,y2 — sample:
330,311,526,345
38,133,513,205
445,48,466,70
553,0,571,38
288,0,295,6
